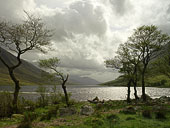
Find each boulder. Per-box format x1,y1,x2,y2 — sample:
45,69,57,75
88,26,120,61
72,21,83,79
80,105,94,116
159,96,170,103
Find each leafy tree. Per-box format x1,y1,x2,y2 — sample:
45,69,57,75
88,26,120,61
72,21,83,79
38,57,70,107
0,12,52,110
118,42,141,100
128,25,170,101
105,42,140,102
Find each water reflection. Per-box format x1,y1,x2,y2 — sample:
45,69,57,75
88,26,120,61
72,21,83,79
0,85,170,101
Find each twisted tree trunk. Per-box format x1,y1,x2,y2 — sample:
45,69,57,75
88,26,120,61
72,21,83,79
61,75,69,107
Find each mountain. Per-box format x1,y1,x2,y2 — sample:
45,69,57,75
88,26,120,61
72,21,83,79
69,75,101,85
0,48,100,86
0,48,60,86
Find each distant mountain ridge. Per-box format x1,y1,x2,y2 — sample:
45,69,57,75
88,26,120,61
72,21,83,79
69,75,100,85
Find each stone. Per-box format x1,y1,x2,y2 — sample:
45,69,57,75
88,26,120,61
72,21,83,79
59,107,77,116
159,96,170,102
80,105,94,116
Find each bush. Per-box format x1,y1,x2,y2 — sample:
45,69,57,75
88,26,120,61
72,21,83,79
17,112,36,128
36,86,49,107
0,91,13,118
142,109,152,118
106,114,119,121
155,109,166,119
49,91,72,106
21,98,36,111
40,106,59,120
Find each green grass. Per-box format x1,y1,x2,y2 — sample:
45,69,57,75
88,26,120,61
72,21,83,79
1,99,170,128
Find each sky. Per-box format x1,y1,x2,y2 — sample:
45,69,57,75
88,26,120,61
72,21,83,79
0,0,170,82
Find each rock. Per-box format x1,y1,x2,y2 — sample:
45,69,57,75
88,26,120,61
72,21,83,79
88,97,104,104
159,96,170,102
80,105,94,116
11,114,24,120
141,94,152,101
59,107,77,116
121,106,136,114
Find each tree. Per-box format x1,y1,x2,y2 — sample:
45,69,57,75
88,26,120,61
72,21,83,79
118,42,141,100
38,57,70,107
105,42,140,102
128,25,170,101
0,12,52,110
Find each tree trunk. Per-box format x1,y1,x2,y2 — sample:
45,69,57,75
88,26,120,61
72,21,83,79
141,67,146,101
127,79,131,103
133,66,139,100
8,68,20,112
62,81,69,107
133,80,139,100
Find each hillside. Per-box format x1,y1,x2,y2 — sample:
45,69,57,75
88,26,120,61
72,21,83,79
0,48,60,86
102,74,170,87
69,75,100,85
0,48,101,86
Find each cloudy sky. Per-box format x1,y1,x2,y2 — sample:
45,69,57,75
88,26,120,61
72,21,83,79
0,0,170,82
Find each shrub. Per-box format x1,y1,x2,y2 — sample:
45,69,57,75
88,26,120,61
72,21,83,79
142,109,152,118
36,86,49,107
0,91,13,118
21,98,36,111
40,106,59,120
106,114,119,121
155,109,166,119
17,112,36,128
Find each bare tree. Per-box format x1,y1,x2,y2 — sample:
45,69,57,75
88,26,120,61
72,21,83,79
38,57,70,107
0,12,52,111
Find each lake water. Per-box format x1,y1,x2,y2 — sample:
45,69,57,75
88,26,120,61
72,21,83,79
0,85,170,101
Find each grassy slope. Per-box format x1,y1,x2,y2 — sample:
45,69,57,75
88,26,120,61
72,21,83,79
0,68,60,86
0,48,61,86
101,74,170,87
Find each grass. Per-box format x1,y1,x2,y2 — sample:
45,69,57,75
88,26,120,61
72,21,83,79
1,99,170,128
